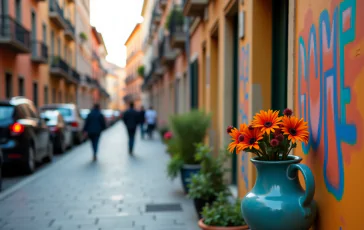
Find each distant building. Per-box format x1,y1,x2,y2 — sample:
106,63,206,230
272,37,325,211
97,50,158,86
104,62,125,110
75,0,93,109
91,26,109,108
124,23,144,109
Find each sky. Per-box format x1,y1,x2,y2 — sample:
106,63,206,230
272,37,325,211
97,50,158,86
90,0,144,67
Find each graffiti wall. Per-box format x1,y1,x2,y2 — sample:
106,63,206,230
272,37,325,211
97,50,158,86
238,44,251,195
295,0,364,228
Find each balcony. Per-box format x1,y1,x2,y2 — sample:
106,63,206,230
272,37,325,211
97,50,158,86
152,58,164,80
64,19,75,41
0,15,31,53
168,8,186,50
50,56,79,84
124,75,136,85
49,0,67,29
159,0,167,10
31,41,48,63
152,10,161,25
183,0,209,17
159,36,177,67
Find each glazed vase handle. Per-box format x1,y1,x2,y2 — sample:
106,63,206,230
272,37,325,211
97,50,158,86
288,163,315,218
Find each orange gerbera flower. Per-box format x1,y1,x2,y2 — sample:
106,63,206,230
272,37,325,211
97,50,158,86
227,125,248,153
253,110,282,135
281,116,309,144
241,127,263,150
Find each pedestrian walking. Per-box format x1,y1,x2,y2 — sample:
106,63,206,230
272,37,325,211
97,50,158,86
123,102,139,155
139,106,146,139
83,104,106,161
145,106,157,139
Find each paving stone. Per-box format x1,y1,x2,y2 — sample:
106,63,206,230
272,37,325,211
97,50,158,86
0,123,198,230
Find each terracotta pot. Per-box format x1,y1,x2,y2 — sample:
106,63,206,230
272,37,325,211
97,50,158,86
198,219,249,230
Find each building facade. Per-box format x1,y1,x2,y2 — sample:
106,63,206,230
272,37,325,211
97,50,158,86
143,0,364,228
124,24,144,109
75,0,93,109
0,0,108,110
105,62,125,110
91,26,109,108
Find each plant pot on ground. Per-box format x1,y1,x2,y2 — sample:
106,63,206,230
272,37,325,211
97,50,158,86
188,144,230,218
198,193,248,230
166,110,211,193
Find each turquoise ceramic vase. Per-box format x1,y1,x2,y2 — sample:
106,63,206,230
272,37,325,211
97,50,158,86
241,155,317,230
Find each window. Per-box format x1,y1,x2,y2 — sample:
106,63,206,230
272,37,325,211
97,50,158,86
33,82,38,108
52,88,56,103
15,0,21,22
51,30,54,55
18,77,24,96
58,91,62,103
5,73,12,98
57,37,61,57
44,86,48,105
42,23,47,43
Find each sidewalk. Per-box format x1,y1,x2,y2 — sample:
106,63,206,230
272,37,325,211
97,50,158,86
0,122,199,230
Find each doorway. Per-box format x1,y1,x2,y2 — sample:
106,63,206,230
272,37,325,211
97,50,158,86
271,0,289,111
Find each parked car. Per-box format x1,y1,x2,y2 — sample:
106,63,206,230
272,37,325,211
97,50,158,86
102,109,115,127
113,110,122,121
0,148,3,191
80,109,90,120
40,110,73,154
40,104,85,145
0,97,53,174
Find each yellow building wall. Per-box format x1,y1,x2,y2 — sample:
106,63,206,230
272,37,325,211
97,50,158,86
237,0,273,196
294,0,364,229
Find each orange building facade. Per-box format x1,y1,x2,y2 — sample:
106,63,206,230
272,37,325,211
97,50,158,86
124,24,144,109
0,0,108,110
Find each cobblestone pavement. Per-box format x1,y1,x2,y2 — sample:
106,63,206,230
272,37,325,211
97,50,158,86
0,122,199,230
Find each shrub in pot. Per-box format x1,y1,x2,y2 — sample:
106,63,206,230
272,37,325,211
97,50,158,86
188,144,230,218
198,192,248,230
166,110,211,193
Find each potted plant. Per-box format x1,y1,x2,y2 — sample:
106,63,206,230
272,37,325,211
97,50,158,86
226,109,317,230
167,110,211,193
188,144,230,218
198,192,249,230
79,32,88,42
137,65,145,77
158,125,169,142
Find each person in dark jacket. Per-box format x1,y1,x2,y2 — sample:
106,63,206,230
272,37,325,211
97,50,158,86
83,104,106,161
139,106,146,139
123,102,139,155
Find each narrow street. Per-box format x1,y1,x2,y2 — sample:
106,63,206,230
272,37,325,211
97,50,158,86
0,123,199,230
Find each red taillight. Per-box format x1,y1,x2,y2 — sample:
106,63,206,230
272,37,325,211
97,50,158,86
10,123,24,135
70,122,79,128
8,153,22,159
49,126,60,132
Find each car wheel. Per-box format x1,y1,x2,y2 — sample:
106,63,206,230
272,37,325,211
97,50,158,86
44,141,53,162
24,146,36,174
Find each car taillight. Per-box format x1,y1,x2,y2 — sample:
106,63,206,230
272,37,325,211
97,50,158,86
70,122,79,128
10,123,24,135
49,126,60,132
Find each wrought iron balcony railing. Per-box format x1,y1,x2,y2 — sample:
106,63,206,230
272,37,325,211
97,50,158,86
64,19,75,40
49,0,67,29
0,15,31,53
31,41,48,63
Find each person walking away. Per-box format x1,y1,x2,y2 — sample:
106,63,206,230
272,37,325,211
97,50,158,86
139,106,146,139
145,106,157,139
123,103,139,155
83,104,106,161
